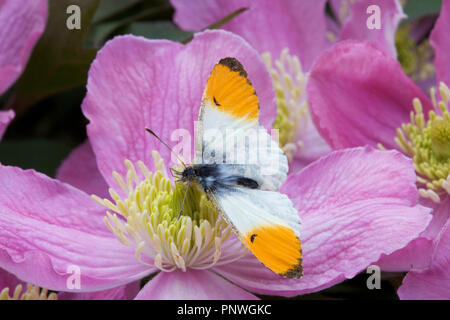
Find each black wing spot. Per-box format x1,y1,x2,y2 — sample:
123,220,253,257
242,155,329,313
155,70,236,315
213,96,221,106
250,234,257,243
236,177,259,189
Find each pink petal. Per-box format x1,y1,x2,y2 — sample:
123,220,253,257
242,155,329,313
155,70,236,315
293,116,332,170
339,0,405,58
376,237,434,272
135,270,258,300
0,110,14,140
218,147,432,296
430,0,450,87
56,140,109,198
59,281,140,300
0,0,47,94
377,197,450,271
307,41,434,150
171,0,328,70
0,268,25,291
0,164,153,291
83,31,276,188
398,220,450,300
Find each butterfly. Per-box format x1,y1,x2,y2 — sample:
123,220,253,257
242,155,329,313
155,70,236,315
149,57,302,278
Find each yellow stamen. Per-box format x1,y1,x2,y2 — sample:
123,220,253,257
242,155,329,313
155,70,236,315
395,24,435,83
262,48,309,162
395,82,450,202
93,152,246,272
0,284,57,300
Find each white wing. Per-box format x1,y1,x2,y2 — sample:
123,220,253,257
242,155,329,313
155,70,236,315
209,187,302,278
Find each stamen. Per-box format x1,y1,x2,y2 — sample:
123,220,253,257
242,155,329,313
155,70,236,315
262,48,309,162
395,82,450,202
0,284,57,300
395,24,435,83
93,152,246,272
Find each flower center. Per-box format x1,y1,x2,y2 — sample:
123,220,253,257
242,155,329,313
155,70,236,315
395,24,434,83
262,48,309,162
92,151,246,272
394,82,450,202
430,118,450,159
0,284,57,300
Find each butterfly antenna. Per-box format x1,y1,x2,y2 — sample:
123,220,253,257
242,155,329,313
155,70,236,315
145,128,186,167
178,180,190,220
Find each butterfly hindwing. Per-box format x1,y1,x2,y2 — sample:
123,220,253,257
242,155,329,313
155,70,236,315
207,188,302,278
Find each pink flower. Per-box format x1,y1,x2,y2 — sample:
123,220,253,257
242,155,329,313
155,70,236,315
170,0,405,171
306,0,450,300
0,31,431,299
0,267,139,300
0,0,47,95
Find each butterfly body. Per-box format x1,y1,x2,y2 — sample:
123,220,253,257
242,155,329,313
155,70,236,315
179,164,259,193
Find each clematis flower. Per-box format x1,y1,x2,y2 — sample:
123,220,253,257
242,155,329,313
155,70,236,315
306,0,450,300
0,95,138,301
0,30,432,299
170,0,405,171
0,0,47,95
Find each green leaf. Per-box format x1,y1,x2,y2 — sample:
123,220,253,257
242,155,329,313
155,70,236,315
118,21,191,41
12,0,100,113
404,0,442,21
181,7,248,44
0,139,73,178
85,1,173,47
92,0,141,23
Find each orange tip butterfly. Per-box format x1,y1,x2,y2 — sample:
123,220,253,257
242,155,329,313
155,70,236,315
149,57,302,278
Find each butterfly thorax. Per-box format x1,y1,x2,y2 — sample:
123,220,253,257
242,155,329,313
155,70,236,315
179,164,259,193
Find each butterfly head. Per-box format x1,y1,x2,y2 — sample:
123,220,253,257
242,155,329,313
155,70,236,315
180,166,197,183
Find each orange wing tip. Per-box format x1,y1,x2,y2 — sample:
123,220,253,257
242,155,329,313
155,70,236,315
279,257,303,279
219,57,248,77
245,225,303,279
203,57,259,121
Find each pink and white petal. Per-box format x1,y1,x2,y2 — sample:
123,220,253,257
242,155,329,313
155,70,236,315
59,281,140,300
0,109,14,140
219,147,432,296
398,220,450,300
307,41,434,150
430,0,450,88
56,140,109,199
0,0,47,94
377,197,450,271
0,164,154,292
339,0,405,58
171,0,328,71
135,269,258,300
83,31,276,188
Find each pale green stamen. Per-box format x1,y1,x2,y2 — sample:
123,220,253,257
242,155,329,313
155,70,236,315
0,284,57,300
395,82,450,202
395,24,434,83
262,48,308,162
92,151,246,272
337,0,356,24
